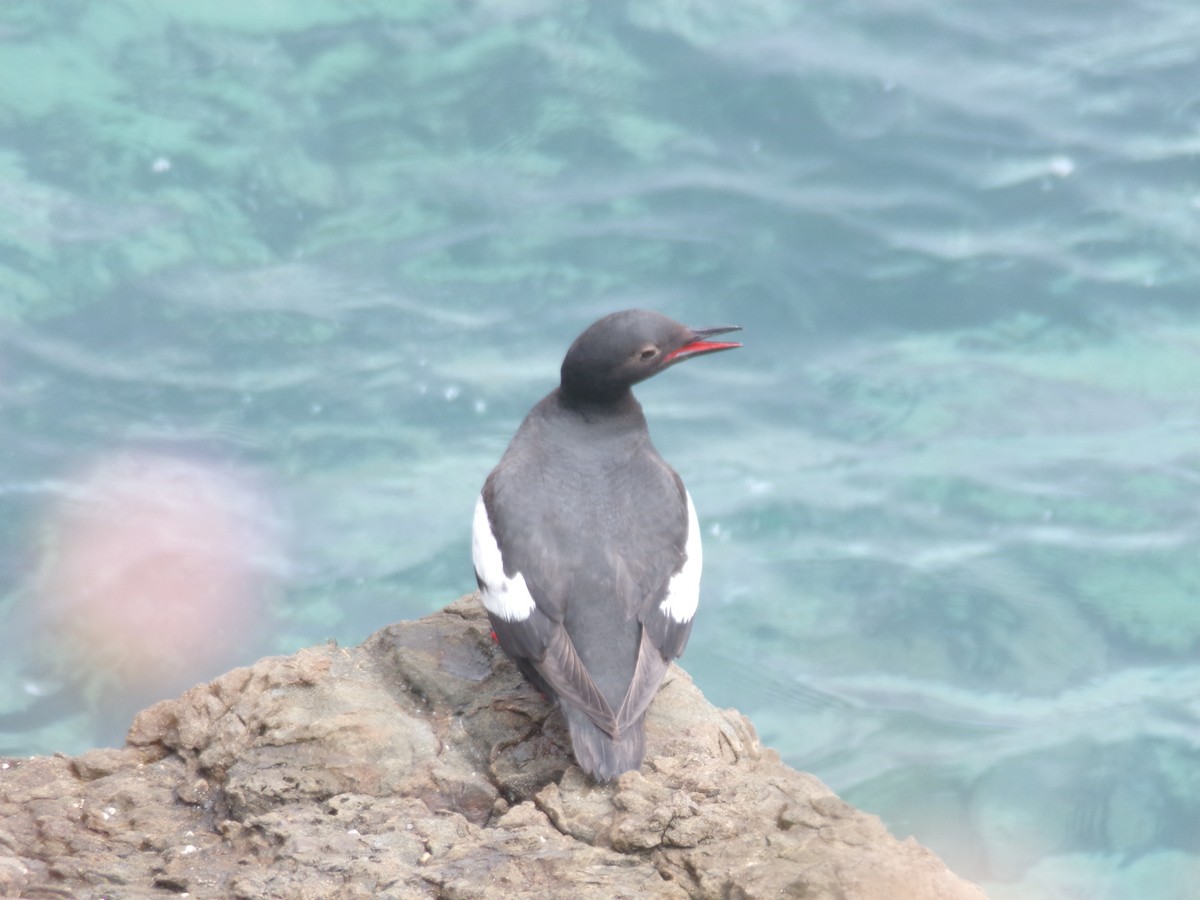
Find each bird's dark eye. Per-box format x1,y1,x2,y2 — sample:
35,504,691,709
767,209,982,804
639,346,659,361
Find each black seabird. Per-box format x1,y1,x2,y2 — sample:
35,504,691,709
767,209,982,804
472,309,741,782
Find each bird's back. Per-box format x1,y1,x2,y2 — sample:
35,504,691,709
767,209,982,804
484,391,688,712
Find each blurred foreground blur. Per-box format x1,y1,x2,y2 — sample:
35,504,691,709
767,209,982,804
1,450,287,752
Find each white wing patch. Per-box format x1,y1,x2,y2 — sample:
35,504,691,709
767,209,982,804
660,490,703,624
472,493,536,622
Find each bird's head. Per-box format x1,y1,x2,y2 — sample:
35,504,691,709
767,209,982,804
560,309,741,404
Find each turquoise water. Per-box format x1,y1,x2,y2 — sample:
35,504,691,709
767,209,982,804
3,1,1200,895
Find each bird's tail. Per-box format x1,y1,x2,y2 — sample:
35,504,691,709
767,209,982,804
563,706,645,783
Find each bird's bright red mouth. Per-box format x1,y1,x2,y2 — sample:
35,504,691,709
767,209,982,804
664,339,743,363
664,324,743,363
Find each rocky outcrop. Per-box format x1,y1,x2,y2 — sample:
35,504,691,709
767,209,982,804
0,595,987,899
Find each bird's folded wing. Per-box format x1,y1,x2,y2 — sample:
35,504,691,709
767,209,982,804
614,627,671,736
534,624,618,737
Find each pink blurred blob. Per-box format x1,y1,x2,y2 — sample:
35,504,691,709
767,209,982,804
32,450,286,696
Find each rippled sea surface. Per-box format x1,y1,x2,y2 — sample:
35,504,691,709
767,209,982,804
3,2,1200,895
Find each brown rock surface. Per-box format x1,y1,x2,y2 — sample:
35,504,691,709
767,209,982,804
0,595,988,899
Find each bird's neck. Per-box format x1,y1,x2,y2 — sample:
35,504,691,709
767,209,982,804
555,386,643,425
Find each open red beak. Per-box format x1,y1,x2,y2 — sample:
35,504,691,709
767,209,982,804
664,324,743,364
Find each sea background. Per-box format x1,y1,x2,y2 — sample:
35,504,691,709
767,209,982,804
2,2,1199,896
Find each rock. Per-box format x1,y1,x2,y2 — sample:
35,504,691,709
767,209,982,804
0,595,986,899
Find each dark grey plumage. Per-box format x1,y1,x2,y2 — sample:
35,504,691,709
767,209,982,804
472,309,740,781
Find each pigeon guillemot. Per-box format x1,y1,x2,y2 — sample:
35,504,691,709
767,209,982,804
472,309,741,781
